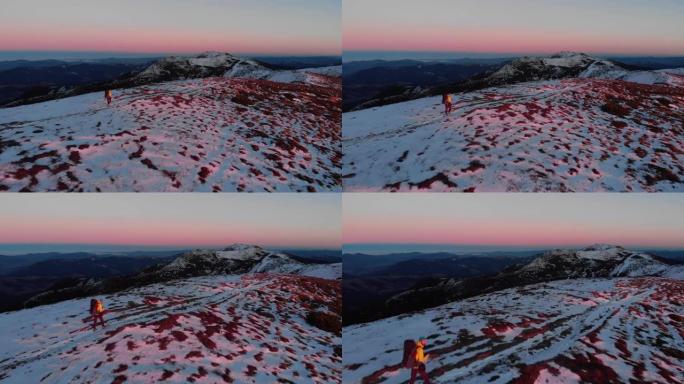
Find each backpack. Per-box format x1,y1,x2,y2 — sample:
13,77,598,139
401,339,417,368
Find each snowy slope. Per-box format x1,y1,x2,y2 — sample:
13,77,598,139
265,66,342,87
581,66,684,86
0,273,341,383
249,255,342,280
343,76,684,192
0,74,341,192
343,277,684,384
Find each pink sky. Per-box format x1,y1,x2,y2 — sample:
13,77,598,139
343,194,684,249
0,195,340,249
0,0,340,55
344,0,684,56
345,26,684,56
0,25,337,55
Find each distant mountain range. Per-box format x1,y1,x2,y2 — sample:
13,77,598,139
343,53,684,111
0,246,340,312
345,245,684,325
0,250,182,273
343,58,507,111
0,53,341,107
344,251,537,325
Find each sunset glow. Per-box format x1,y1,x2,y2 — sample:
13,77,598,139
0,194,341,250
0,0,340,56
343,194,684,250
344,0,684,56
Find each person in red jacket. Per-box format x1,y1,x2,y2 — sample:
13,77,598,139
90,298,106,330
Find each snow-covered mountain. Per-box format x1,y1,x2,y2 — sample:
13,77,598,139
487,52,621,84
25,244,342,308
483,51,684,88
136,51,270,82
137,51,341,86
343,276,683,383
0,62,342,192
518,244,676,279
0,272,342,383
157,244,342,280
343,58,684,191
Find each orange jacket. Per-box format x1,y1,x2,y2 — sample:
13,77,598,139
444,94,452,104
93,300,104,314
415,343,427,364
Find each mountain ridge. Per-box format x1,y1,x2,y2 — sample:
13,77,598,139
351,245,682,325
348,52,683,112
23,244,341,309
1,51,341,108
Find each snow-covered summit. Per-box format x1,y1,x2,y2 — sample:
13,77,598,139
519,245,676,279
544,51,596,66
22,245,341,309
488,52,618,84
136,51,266,81
137,52,341,86
216,243,268,259
160,244,286,276
531,244,628,262
576,244,627,260
161,244,342,281
487,51,683,87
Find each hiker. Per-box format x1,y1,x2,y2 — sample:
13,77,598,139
402,339,431,384
104,89,113,105
442,92,453,116
90,298,106,330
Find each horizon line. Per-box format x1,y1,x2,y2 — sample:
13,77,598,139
344,49,684,57
343,242,684,251
0,49,342,57
0,242,341,254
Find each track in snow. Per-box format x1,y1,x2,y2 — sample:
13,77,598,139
343,277,683,384
0,273,341,383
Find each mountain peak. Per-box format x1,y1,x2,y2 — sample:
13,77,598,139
576,244,626,260
220,243,264,252
550,51,591,58
519,245,672,278
195,51,235,58
582,243,623,251
216,244,269,260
